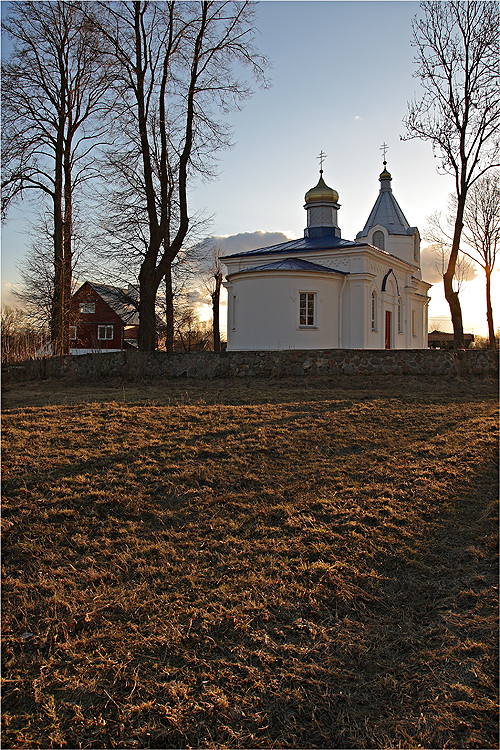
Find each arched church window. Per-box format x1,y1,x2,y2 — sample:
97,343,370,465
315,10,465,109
371,291,377,331
373,231,385,251
398,297,403,333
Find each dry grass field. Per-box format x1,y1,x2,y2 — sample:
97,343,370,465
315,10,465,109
1,375,498,749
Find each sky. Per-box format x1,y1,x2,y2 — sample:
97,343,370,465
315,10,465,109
2,0,498,337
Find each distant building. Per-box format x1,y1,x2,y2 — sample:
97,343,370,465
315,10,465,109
427,330,475,350
70,282,139,354
223,157,432,351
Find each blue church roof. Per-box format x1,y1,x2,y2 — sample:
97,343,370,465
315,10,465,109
233,257,348,274
356,168,411,237
224,235,364,259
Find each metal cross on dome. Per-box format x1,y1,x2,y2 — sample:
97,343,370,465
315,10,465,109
380,142,389,163
317,150,327,173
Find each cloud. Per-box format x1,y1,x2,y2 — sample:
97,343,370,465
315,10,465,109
420,245,444,283
420,244,478,284
203,231,292,257
354,115,363,121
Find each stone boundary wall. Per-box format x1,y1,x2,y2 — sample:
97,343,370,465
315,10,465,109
3,348,498,382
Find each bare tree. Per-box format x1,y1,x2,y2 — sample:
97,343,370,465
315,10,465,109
1,306,50,363
425,171,499,348
91,1,267,351
426,239,473,294
2,1,109,355
173,299,210,352
403,1,500,348
13,211,92,330
461,171,500,349
200,245,224,351
424,213,476,291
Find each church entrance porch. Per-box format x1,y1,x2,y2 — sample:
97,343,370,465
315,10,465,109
385,310,392,349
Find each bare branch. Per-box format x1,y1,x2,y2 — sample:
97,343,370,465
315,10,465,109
402,0,500,347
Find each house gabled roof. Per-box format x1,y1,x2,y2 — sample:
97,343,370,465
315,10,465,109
230,257,348,275
75,282,168,329
86,282,140,325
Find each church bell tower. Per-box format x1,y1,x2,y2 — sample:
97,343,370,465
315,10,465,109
304,152,341,239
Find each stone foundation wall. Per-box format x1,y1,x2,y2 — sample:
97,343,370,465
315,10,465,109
3,348,498,382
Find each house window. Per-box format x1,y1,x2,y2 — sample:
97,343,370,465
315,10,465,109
70,326,77,340
373,230,385,251
232,295,237,331
397,298,403,333
371,291,377,331
299,292,316,327
98,325,114,340
79,302,95,314
412,309,417,337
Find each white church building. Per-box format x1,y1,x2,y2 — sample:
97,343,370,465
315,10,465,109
223,158,431,351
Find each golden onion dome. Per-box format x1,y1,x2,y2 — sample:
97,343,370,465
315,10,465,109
305,173,339,204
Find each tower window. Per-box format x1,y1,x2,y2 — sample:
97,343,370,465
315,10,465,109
373,231,385,251
299,293,316,327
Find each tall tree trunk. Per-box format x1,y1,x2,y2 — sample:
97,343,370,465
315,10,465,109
443,196,466,349
62,148,73,356
442,281,465,349
164,265,174,352
212,270,222,352
138,264,158,352
51,133,64,356
485,267,496,350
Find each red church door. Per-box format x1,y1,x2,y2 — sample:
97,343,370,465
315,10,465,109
385,311,391,349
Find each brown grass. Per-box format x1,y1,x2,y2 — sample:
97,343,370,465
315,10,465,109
2,376,498,749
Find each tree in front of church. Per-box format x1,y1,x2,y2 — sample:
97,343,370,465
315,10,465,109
91,1,267,352
200,245,224,352
456,171,499,350
425,170,499,350
403,0,500,349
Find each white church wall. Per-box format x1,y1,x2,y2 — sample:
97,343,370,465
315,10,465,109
223,165,432,352
386,234,421,273
343,280,367,349
225,272,342,351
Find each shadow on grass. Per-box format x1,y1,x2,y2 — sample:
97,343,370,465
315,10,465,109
2,386,498,748
2,373,498,411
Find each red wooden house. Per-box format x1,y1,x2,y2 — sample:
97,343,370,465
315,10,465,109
70,282,139,353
